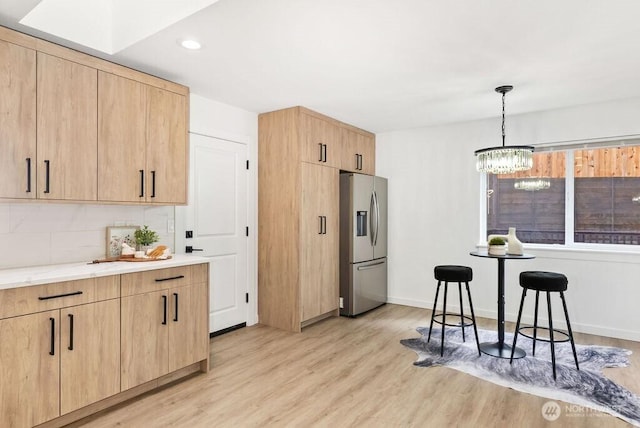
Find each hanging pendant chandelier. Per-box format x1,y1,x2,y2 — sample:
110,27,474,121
475,85,534,174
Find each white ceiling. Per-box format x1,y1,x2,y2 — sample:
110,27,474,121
1,0,640,133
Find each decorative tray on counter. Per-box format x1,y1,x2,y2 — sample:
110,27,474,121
119,256,173,262
89,255,172,264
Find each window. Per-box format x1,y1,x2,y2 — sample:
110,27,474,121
485,141,640,248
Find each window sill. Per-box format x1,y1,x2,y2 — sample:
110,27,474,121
475,242,640,264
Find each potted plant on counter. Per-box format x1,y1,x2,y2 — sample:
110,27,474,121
488,236,507,256
134,225,159,252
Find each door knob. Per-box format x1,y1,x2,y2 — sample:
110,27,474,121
185,246,204,253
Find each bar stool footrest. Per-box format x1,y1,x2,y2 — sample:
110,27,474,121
517,326,571,343
432,313,476,328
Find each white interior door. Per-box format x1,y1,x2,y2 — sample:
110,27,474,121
180,133,248,333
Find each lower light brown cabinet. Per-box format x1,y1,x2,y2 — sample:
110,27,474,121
60,299,120,415
121,265,209,390
0,277,120,427
0,262,208,428
0,310,60,427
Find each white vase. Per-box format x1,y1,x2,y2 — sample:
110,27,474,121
507,227,523,255
488,245,506,256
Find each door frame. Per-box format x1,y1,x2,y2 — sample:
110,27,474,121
175,129,258,328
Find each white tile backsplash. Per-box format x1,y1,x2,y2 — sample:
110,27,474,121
0,205,10,234
0,203,174,269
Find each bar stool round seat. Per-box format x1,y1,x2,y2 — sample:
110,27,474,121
428,265,481,357
519,271,567,292
510,271,579,380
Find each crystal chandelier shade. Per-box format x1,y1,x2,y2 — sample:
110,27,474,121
475,85,534,174
514,178,551,191
476,146,534,174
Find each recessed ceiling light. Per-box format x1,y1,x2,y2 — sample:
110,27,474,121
180,39,201,50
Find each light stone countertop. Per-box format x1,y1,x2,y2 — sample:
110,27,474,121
0,255,210,290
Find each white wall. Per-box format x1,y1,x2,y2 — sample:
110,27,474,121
376,97,640,341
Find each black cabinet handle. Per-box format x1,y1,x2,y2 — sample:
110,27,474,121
355,153,359,170
151,170,156,198
68,314,74,351
185,246,203,253
38,290,83,300
26,158,31,193
173,293,179,322
139,170,145,198
44,160,50,193
319,216,326,234
318,143,323,162
49,317,55,356
155,275,185,282
323,144,327,162
162,295,167,325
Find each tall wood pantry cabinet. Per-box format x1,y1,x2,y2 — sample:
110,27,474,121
258,106,375,332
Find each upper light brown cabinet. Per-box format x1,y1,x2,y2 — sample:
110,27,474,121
300,112,341,168
0,48,98,201
0,39,36,200
98,72,187,204
37,52,98,201
341,127,376,175
0,25,189,205
146,86,188,204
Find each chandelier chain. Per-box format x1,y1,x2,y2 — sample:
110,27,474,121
501,91,506,147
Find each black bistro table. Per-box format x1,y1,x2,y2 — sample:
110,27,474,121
470,250,535,359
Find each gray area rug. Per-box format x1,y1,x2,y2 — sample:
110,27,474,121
401,326,640,426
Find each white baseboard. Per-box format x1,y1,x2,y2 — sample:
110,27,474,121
386,297,640,342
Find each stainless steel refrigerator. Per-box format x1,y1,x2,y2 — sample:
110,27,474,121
340,172,388,316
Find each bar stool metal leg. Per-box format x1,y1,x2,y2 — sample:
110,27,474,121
427,280,442,344
547,291,557,380
533,291,540,356
465,281,481,356
560,291,580,371
440,282,448,357
458,282,466,342
510,288,527,363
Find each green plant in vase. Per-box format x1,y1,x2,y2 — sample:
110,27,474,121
488,236,507,255
134,225,159,251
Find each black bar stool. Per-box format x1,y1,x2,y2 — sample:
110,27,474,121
428,265,481,356
510,271,579,380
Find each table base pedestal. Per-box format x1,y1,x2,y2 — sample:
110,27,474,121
480,342,526,359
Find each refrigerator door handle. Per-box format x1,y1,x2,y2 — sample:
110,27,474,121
373,190,380,246
369,192,376,246
356,260,385,270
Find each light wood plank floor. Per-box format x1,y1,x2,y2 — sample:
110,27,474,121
74,304,639,427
